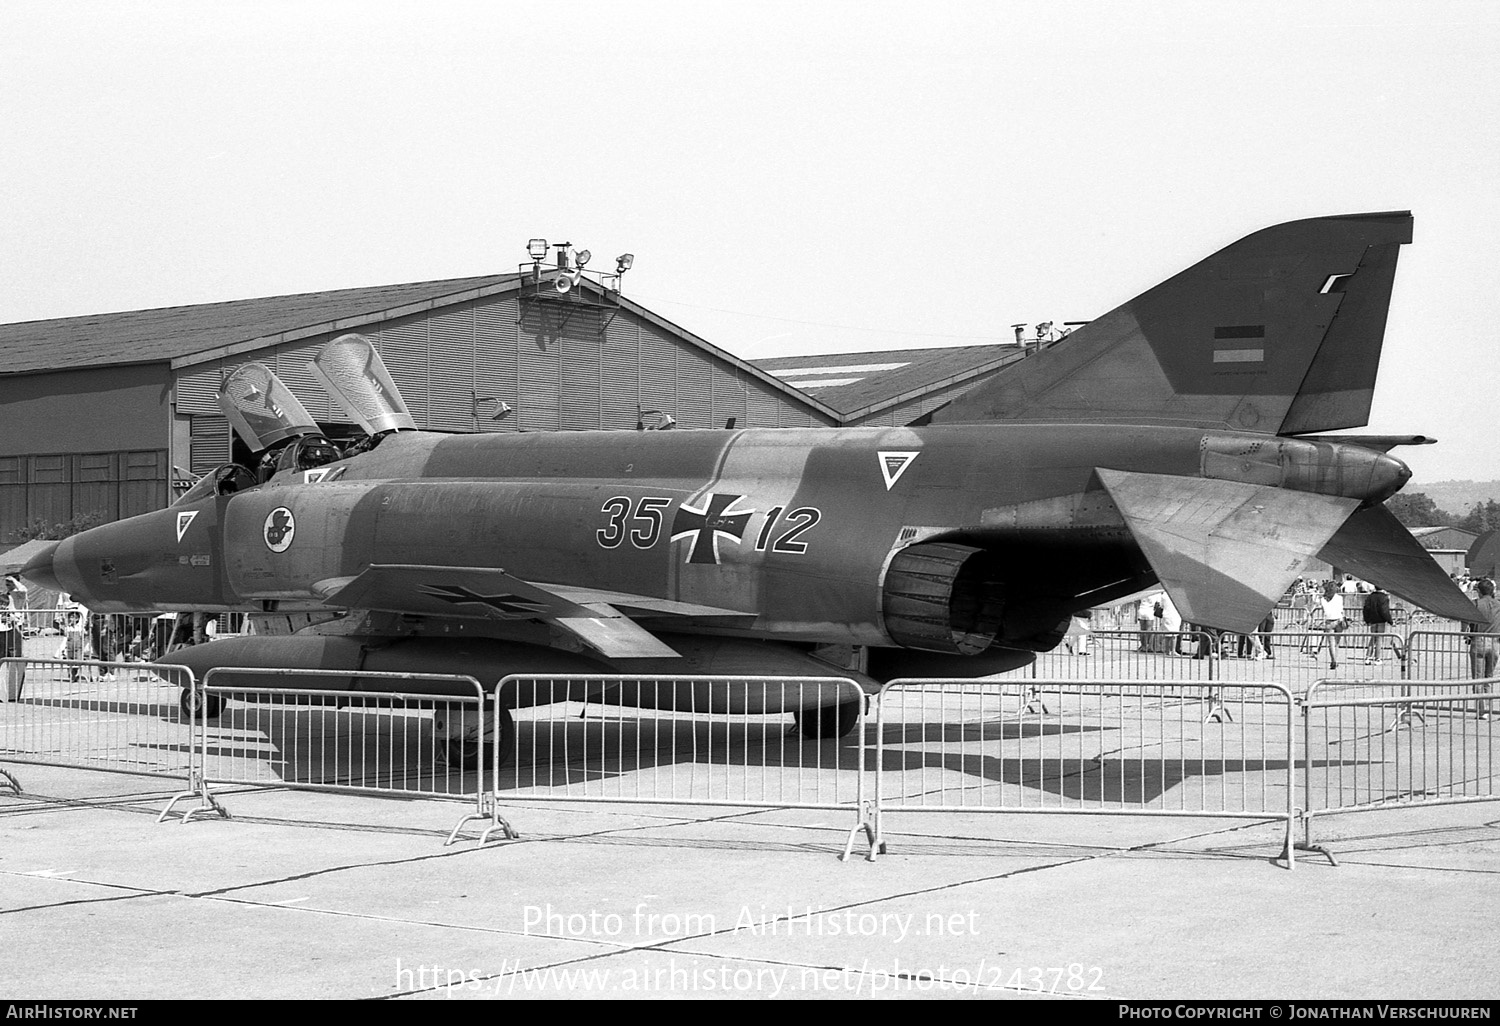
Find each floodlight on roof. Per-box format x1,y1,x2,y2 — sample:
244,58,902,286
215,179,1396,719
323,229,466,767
616,253,634,273
527,239,548,261
575,249,591,268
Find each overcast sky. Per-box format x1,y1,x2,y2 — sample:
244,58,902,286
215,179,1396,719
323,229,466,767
3,0,1496,482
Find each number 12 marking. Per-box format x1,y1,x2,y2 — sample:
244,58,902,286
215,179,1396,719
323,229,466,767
754,505,822,554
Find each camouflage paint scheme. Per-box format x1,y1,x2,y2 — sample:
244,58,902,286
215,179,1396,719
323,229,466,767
19,212,1481,711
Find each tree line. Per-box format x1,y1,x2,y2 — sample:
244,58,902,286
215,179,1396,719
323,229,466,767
1386,493,1500,533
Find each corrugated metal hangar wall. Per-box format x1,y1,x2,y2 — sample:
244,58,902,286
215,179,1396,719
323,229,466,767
0,286,834,542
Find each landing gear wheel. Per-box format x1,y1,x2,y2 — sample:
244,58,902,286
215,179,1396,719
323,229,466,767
443,706,516,772
795,699,862,740
179,687,223,720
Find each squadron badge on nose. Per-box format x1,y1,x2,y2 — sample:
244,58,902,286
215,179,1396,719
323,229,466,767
263,507,296,553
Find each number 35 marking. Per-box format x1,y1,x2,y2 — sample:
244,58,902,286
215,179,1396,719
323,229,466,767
597,496,673,549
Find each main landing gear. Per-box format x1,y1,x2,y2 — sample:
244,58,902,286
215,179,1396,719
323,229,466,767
179,687,223,720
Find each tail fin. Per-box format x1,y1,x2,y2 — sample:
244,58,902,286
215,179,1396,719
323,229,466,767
922,211,1412,434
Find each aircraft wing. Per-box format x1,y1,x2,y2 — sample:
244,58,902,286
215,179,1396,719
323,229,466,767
547,585,756,623
315,564,681,659
1098,469,1359,633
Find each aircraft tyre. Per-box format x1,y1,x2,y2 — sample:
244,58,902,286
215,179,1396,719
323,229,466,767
179,687,223,720
794,698,862,740
444,705,516,772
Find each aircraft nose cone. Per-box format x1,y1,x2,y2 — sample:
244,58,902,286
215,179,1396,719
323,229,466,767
19,541,61,593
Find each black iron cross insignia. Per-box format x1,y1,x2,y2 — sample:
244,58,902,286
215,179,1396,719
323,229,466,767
419,585,551,618
670,493,756,564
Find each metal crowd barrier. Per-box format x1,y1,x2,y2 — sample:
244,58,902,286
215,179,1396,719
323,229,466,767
0,657,197,793
872,677,1298,867
479,674,876,859
1026,630,1218,681
1298,676,1500,864
160,667,492,845
1407,631,1500,683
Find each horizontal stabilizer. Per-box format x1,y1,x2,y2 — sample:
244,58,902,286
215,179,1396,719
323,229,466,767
1099,469,1358,633
1318,505,1482,623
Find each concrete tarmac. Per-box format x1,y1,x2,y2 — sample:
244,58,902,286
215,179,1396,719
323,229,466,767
3,757,1499,1000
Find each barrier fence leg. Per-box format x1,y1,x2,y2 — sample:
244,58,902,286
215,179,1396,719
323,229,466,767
476,698,519,846
1294,700,1337,866
451,791,514,846
839,801,879,863
157,677,230,824
1294,812,1338,867
157,776,231,824
0,767,20,795
1385,686,1424,734
476,800,520,845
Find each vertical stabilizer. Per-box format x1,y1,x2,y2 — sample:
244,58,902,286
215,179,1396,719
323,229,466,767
922,212,1412,433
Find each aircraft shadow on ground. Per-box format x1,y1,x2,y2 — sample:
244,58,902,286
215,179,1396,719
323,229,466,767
0,695,181,719
1,689,1409,809
99,703,1348,808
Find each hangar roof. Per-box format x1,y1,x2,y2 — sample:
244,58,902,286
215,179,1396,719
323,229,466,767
0,274,518,376
751,343,1027,422
0,273,842,422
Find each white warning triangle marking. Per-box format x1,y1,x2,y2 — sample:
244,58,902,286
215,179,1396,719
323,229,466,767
175,511,198,543
878,451,920,491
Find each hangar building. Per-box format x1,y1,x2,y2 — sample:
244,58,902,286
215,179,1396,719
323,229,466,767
0,253,1038,546
0,267,867,544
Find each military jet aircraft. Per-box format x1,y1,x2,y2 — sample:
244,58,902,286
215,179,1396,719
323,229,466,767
19,211,1478,764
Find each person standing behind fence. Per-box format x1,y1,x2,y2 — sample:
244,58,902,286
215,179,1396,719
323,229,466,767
62,611,87,681
1255,611,1275,660
1312,579,1347,670
1137,594,1157,651
1362,585,1404,666
0,577,22,660
1159,592,1183,654
1464,579,1500,717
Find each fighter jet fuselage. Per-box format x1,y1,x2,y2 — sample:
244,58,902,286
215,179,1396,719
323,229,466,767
31,422,1408,653
16,211,1482,713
